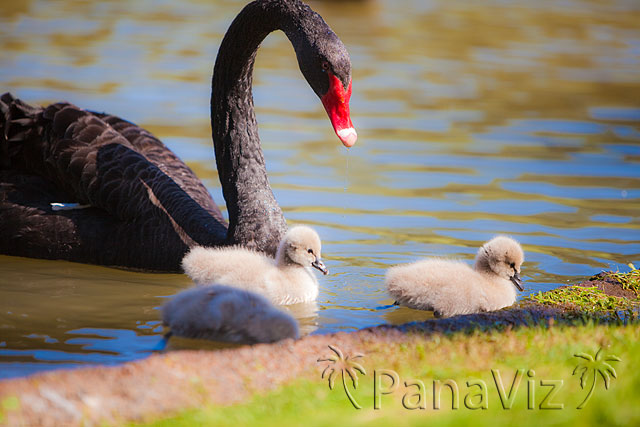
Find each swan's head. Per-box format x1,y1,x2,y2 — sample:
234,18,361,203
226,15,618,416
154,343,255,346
474,236,525,291
276,225,328,275
292,17,357,148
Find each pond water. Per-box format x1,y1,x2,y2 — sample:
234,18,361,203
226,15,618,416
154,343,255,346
0,0,639,379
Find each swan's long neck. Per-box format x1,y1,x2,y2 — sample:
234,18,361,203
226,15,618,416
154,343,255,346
211,0,322,255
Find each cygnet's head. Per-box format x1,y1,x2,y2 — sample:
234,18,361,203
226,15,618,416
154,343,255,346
474,236,525,291
276,226,328,275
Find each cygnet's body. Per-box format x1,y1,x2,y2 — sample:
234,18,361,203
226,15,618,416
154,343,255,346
386,236,525,317
162,285,299,344
182,226,328,305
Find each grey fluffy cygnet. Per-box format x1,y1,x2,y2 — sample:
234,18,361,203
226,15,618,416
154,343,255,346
386,236,525,317
162,285,299,344
181,226,328,305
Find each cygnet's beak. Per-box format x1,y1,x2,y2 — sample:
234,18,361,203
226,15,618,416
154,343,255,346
510,272,524,291
312,258,328,275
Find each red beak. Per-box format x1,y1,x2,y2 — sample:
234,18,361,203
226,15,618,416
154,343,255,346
320,73,357,147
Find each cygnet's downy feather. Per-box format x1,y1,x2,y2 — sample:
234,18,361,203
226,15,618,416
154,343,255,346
182,225,327,305
162,285,299,343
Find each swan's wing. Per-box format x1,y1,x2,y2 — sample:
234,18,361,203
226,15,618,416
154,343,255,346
2,94,225,226
95,112,224,222
0,93,228,270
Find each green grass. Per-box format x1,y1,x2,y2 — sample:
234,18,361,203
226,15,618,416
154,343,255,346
142,322,640,426
525,286,637,314
0,396,20,424
524,267,640,318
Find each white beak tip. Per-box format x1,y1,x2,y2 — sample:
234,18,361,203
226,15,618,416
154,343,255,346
337,127,357,147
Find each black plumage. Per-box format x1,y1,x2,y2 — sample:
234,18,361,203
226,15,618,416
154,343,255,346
0,0,353,272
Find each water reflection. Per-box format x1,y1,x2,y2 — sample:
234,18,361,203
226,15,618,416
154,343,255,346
1,0,639,378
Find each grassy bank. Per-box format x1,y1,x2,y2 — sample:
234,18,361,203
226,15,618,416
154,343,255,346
145,321,639,426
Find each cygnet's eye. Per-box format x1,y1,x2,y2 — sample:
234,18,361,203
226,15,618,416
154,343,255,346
510,262,516,269
308,248,314,254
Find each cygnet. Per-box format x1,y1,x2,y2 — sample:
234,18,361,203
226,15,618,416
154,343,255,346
182,225,327,305
162,285,299,343
385,236,525,317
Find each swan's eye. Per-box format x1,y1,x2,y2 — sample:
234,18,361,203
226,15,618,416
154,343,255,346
321,61,329,72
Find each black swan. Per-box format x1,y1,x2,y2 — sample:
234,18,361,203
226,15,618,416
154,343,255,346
0,0,356,272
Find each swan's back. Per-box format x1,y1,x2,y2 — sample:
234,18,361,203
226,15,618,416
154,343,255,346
1,94,223,222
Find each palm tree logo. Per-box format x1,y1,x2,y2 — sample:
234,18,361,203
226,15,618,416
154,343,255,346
573,347,621,409
317,344,366,409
